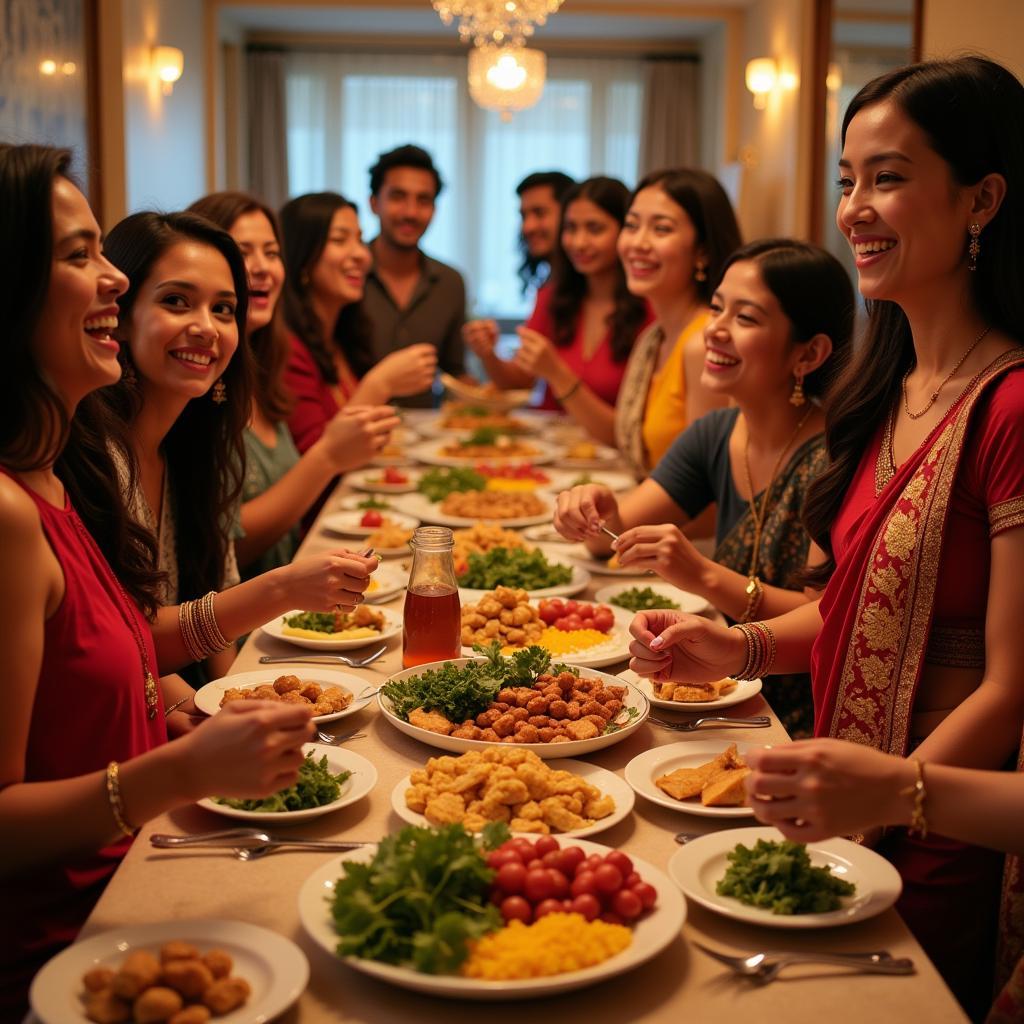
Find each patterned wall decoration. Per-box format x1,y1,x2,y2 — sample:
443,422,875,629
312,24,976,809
0,0,89,179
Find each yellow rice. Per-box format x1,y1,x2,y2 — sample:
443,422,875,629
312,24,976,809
538,626,611,654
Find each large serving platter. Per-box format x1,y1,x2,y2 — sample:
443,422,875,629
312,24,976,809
377,658,648,758
392,489,554,529
417,413,541,437
408,437,560,468
439,372,533,411
31,919,308,1024
390,758,635,839
667,826,903,929
623,740,757,819
297,835,685,1000
198,743,377,824
458,555,590,602
260,606,402,651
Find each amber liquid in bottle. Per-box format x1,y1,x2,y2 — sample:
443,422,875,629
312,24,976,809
402,526,462,668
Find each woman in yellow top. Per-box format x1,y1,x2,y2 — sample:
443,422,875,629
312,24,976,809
614,169,743,477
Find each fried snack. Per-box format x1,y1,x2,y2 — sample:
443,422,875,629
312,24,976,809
441,437,538,460
201,950,231,980
83,989,132,1024
202,978,250,1016
409,707,455,735
460,587,544,649
365,516,414,550
406,747,615,833
452,523,531,570
83,967,115,992
655,678,738,703
566,441,597,460
440,489,545,521
440,404,527,432
169,1007,211,1024
134,986,184,1023
219,676,353,715
701,767,751,807
162,959,214,1000
111,950,161,1000
655,744,750,806
159,941,199,964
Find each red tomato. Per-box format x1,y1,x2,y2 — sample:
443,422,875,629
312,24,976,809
554,616,571,632
580,617,595,631
564,600,579,615
593,863,624,894
557,846,586,875
538,603,560,625
631,881,658,910
524,867,556,903
500,896,532,923
611,888,644,921
605,851,634,878
577,603,594,617
584,854,604,871
541,850,563,870
623,871,641,889
570,870,598,898
526,858,544,870
599,911,624,926
510,838,536,858
546,868,570,899
495,861,527,895
534,898,564,920
487,848,523,870
359,510,383,527
570,893,601,921
534,836,560,857
593,609,614,633
563,614,583,631
382,467,407,484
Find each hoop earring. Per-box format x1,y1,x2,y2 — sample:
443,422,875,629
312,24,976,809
694,261,707,283
967,222,981,272
211,378,227,405
789,373,805,407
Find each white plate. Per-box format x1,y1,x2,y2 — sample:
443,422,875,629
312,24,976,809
393,489,554,529
409,437,560,468
440,372,533,411
595,581,710,616
391,758,634,838
460,605,633,669
363,564,408,603
198,743,377,824
320,509,420,537
260,606,402,651
194,668,372,724
378,659,649,758
418,414,540,437
621,668,763,712
337,493,400,512
548,469,637,493
624,740,757,818
297,835,685,1000
346,467,422,493
568,544,650,576
30,918,308,1024
667,826,903,928
522,524,573,545
459,561,590,602
559,443,621,469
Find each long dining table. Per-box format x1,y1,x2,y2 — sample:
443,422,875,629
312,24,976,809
75,411,968,1024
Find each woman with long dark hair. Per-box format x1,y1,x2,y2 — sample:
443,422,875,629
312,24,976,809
557,239,853,736
464,176,652,443
279,191,436,454
626,57,1024,1017
189,192,399,577
0,144,317,1016
613,168,742,477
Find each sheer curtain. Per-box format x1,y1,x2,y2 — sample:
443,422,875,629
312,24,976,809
281,50,646,319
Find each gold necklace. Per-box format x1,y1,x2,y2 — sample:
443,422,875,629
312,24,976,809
902,326,991,419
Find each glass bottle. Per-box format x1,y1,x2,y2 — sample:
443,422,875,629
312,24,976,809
402,526,462,668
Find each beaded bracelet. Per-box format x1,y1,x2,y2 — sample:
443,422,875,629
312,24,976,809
731,621,777,680
105,761,137,837
901,758,928,837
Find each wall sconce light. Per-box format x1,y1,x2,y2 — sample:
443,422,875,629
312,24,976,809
39,59,58,76
151,45,184,96
745,57,777,110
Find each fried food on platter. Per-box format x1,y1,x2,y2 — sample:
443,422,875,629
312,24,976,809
655,743,750,806
654,678,738,703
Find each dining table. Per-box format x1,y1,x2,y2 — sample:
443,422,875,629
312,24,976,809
74,410,968,1024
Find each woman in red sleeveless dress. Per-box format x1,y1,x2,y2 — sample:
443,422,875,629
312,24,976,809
0,145,317,1016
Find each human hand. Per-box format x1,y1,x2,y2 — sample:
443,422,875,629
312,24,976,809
275,548,379,611
373,343,438,398
553,484,619,541
744,740,915,841
513,326,561,380
462,319,499,358
614,523,707,592
178,700,315,801
628,610,746,683
318,405,401,471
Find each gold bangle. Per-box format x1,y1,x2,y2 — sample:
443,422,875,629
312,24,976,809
901,758,928,837
741,575,764,623
178,600,205,661
197,592,230,653
105,761,137,837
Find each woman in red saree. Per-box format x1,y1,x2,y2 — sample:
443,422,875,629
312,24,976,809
625,56,1024,1020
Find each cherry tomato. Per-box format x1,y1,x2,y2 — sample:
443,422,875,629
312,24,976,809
605,851,634,878
580,617,595,631
624,871,641,889
534,836,560,857
577,603,594,617
611,888,643,921
593,863,624,894
557,846,586,875
564,600,579,615
563,614,583,631
524,867,556,902
570,893,601,921
500,896,532,924
359,510,383,527
538,603,560,625
495,861,527,895
509,838,536,859
593,609,614,632
541,850,564,870
534,898,564,920
584,854,604,871
546,868,570,899
599,911,625,926
570,870,598,898
526,858,544,870
382,467,407,484
631,881,658,910
487,848,523,870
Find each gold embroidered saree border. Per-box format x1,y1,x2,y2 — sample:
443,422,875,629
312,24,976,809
990,495,1024,538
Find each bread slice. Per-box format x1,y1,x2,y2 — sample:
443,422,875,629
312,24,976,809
701,766,751,806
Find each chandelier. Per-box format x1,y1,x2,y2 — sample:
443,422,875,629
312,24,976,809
431,1,564,49
468,46,546,121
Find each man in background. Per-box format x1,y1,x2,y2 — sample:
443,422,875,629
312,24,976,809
363,143,466,407
516,170,575,293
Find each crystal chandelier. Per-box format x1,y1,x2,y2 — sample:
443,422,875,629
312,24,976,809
468,45,546,121
431,0,564,49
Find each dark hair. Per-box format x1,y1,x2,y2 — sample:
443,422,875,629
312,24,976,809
103,211,252,602
0,143,163,616
516,170,575,293
369,144,443,198
718,238,855,400
803,55,1024,587
545,176,649,364
278,191,375,382
631,167,743,303
188,191,292,422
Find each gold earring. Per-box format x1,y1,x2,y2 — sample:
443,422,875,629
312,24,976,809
694,261,707,283
789,373,805,407
968,223,981,272
211,378,227,404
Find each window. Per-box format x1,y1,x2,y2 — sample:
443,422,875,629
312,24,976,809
284,51,645,319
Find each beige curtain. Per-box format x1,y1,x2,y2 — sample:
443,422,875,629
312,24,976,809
638,58,700,177
246,49,289,209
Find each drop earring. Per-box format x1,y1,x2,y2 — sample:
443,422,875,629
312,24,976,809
211,378,227,404
967,223,981,272
789,372,805,407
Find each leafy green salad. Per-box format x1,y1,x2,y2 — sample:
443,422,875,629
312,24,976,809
716,838,856,914
215,753,351,813
331,822,508,973
356,494,391,510
417,467,486,502
458,546,573,590
608,586,681,612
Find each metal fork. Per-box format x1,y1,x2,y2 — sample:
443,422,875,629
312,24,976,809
693,942,915,982
151,830,369,856
258,645,388,668
648,714,771,732
314,728,366,745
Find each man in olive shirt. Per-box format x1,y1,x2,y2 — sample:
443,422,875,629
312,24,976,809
363,144,466,407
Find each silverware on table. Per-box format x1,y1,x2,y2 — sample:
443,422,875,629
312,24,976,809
151,829,370,856
648,714,771,732
674,832,701,845
693,942,915,982
258,644,387,669
314,728,366,745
